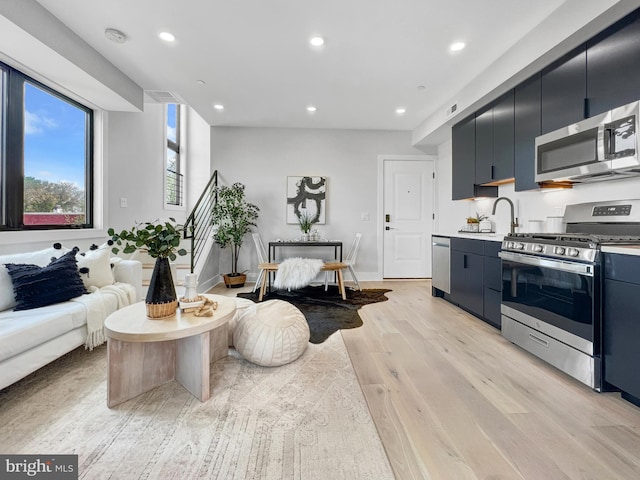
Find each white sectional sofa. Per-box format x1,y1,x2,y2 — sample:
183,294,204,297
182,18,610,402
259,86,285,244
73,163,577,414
0,245,142,390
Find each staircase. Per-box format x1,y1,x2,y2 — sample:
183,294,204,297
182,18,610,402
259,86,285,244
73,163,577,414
141,170,219,298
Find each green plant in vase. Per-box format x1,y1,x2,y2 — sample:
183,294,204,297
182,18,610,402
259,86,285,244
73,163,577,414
211,182,260,288
108,218,187,318
298,212,316,240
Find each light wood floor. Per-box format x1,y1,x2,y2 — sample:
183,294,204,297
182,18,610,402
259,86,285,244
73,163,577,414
210,280,640,480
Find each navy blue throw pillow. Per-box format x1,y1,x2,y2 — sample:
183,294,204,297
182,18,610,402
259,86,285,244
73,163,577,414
6,250,87,310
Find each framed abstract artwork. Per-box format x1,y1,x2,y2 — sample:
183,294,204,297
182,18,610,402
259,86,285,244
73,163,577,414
286,176,326,224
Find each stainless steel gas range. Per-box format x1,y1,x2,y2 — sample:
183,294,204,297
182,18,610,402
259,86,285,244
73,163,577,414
499,199,640,390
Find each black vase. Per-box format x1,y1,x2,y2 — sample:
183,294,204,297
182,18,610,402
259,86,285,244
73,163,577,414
146,257,178,318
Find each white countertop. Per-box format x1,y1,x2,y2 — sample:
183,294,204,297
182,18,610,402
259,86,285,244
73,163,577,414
602,245,640,256
432,232,507,242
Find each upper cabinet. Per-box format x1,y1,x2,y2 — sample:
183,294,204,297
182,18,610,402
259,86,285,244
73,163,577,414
475,92,515,185
474,106,493,184
492,92,515,182
452,114,477,200
541,45,587,134
450,7,640,197
587,12,640,116
452,114,498,200
514,74,541,192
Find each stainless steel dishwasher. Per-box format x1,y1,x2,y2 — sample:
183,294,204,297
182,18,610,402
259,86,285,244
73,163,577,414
431,236,450,295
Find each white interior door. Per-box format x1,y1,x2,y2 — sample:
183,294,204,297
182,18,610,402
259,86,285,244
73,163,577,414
383,159,434,278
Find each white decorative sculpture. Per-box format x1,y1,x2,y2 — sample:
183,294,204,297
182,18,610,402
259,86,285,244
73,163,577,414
182,273,199,302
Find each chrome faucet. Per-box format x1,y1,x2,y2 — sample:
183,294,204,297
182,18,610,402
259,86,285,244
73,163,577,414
492,197,519,234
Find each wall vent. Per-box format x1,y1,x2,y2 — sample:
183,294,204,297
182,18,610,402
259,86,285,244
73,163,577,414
446,103,458,117
144,90,185,104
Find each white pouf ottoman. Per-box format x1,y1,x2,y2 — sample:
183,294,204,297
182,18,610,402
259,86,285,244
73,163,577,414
234,299,310,367
229,297,257,347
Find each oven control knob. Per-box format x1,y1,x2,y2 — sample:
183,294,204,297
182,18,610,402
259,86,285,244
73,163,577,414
516,242,525,250
567,248,580,257
532,244,544,253
554,246,566,255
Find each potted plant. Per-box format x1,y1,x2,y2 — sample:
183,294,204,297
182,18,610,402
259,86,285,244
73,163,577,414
211,182,260,288
465,212,487,233
297,211,316,241
108,218,187,318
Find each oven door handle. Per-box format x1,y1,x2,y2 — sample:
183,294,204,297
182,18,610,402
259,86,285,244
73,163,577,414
498,251,595,276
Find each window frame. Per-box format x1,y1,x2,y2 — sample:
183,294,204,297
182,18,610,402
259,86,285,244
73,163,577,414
164,103,185,210
0,61,94,231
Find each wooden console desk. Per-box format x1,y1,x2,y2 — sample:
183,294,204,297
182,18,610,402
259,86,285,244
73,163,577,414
268,240,343,262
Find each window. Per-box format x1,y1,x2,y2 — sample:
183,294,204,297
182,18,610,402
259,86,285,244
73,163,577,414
165,103,183,207
0,61,93,230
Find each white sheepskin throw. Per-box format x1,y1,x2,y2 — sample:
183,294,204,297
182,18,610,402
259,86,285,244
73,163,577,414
273,257,324,290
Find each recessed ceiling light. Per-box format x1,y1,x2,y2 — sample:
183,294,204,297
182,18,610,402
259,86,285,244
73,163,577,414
105,28,127,44
213,104,224,111
395,107,407,115
310,36,324,47
159,31,176,42
306,105,317,113
417,85,426,91
450,41,466,52
196,80,206,86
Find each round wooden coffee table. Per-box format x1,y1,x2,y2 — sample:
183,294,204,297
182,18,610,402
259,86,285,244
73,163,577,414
104,294,235,407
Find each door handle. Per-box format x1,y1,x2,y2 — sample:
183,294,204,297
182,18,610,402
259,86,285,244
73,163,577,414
385,226,396,230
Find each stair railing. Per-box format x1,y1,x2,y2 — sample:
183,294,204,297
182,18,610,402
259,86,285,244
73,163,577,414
184,170,218,273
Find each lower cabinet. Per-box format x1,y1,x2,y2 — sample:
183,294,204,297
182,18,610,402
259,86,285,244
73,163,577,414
603,253,640,405
483,241,502,329
449,237,502,328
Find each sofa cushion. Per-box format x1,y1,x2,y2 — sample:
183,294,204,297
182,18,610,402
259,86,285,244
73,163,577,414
0,245,69,311
0,301,85,362
76,247,115,289
6,250,87,311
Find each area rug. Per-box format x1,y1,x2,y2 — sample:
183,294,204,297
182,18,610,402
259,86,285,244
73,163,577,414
0,334,394,480
237,285,391,344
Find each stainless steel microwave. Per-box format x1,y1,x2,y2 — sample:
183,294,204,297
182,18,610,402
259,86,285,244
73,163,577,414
535,100,640,183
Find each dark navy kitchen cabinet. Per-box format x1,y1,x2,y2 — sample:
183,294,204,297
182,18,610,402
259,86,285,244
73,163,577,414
475,106,493,185
475,92,515,186
482,241,502,329
492,92,515,182
452,115,477,200
541,45,587,134
603,253,640,406
587,10,640,117
514,74,541,191
452,114,497,200
449,238,502,328
450,238,484,318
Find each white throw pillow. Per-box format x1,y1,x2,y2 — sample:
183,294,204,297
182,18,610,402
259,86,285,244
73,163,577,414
76,247,115,289
0,246,70,311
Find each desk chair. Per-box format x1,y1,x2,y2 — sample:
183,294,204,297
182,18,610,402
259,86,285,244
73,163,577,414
325,232,361,291
252,233,278,294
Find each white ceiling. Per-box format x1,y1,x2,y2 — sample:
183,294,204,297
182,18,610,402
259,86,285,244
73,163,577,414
33,0,569,131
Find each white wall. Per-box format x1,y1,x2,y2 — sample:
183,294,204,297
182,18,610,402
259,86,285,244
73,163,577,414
435,136,640,235
211,127,424,280
107,104,176,231
107,104,214,288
